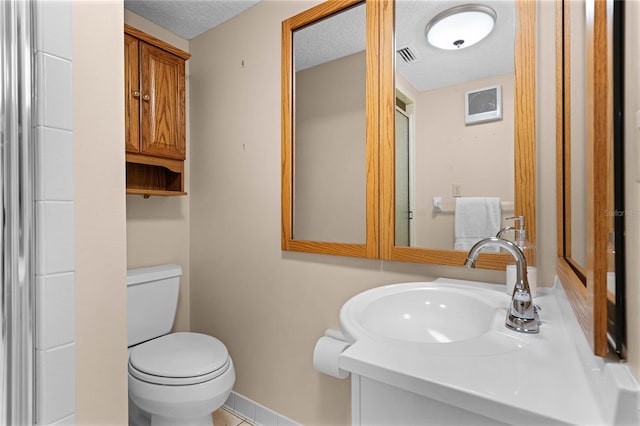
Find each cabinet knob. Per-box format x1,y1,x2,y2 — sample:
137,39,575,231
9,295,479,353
132,91,140,98
142,94,150,101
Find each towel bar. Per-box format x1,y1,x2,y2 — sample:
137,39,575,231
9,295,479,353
432,198,515,214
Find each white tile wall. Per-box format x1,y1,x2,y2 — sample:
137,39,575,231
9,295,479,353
36,53,73,130
36,273,75,350
36,0,72,60
224,392,301,426
49,415,76,426
234,393,256,423
34,1,75,425
36,127,74,201
36,202,75,275
255,404,278,426
36,344,76,424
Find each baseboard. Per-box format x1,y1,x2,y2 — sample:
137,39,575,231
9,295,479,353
223,391,301,426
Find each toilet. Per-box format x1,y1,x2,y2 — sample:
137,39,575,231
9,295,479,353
127,264,235,426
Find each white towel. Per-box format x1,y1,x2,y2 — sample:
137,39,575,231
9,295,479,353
454,197,501,251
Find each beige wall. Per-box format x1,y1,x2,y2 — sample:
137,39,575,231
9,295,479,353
74,1,128,424
409,74,515,249
69,1,638,425
124,10,191,332
536,0,559,303
625,0,640,381
294,52,366,243
188,1,558,424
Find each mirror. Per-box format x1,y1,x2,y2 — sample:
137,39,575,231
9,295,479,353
565,0,588,274
556,0,625,357
381,0,536,269
292,3,366,244
393,0,516,251
282,0,380,258
281,0,535,269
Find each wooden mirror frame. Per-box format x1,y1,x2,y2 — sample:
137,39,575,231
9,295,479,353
281,0,380,259
556,0,611,356
282,0,536,270
379,0,537,270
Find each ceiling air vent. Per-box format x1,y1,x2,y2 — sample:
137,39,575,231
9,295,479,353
396,44,422,64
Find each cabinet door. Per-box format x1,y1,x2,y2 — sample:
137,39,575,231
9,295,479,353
124,33,140,153
140,42,186,160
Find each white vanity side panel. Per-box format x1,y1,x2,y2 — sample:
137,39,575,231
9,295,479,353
358,376,508,426
351,375,361,425
34,0,76,425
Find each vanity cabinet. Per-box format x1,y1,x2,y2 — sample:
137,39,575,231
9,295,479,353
124,25,190,197
352,376,506,426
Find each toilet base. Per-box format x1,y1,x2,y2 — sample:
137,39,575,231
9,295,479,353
128,359,235,426
130,397,214,426
129,397,150,426
150,413,213,426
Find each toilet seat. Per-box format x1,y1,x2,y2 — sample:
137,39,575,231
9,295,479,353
129,332,230,386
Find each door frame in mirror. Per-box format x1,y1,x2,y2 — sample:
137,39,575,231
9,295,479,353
281,0,380,258
380,0,537,270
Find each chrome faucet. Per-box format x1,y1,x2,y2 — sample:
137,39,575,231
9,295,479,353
464,237,539,334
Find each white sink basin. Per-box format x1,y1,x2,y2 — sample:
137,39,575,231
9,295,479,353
341,280,510,345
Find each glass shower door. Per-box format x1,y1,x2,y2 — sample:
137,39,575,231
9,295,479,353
1,0,36,424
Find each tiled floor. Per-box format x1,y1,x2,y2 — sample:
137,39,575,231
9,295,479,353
212,407,255,426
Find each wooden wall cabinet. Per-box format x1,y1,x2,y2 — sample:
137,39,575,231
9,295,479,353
124,25,190,197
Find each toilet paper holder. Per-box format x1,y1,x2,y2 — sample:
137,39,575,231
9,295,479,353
312,329,353,379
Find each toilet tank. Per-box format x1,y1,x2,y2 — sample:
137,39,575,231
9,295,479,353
127,264,182,347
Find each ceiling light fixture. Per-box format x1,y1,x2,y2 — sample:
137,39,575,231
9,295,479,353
425,4,497,50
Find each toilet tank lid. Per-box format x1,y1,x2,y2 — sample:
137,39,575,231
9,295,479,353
126,264,182,286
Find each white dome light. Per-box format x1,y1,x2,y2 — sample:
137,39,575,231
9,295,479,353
425,5,497,50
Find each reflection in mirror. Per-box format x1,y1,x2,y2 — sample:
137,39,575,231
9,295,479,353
567,0,588,274
394,0,516,251
395,100,412,246
292,3,366,243
381,0,535,270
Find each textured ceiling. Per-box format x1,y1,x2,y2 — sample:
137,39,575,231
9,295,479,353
124,0,261,40
396,0,515,91
294,3,366,71
295,0,515,92
126,0,514,91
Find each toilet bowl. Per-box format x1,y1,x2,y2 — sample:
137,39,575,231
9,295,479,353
127,265,235,426
129,332,235,426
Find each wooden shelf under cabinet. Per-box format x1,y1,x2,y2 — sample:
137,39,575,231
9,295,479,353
126,153,186,198
126,188,187,197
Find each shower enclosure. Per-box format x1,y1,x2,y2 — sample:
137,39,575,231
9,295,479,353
1,0,37,424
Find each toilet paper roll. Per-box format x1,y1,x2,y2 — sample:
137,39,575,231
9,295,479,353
313,336,351,379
